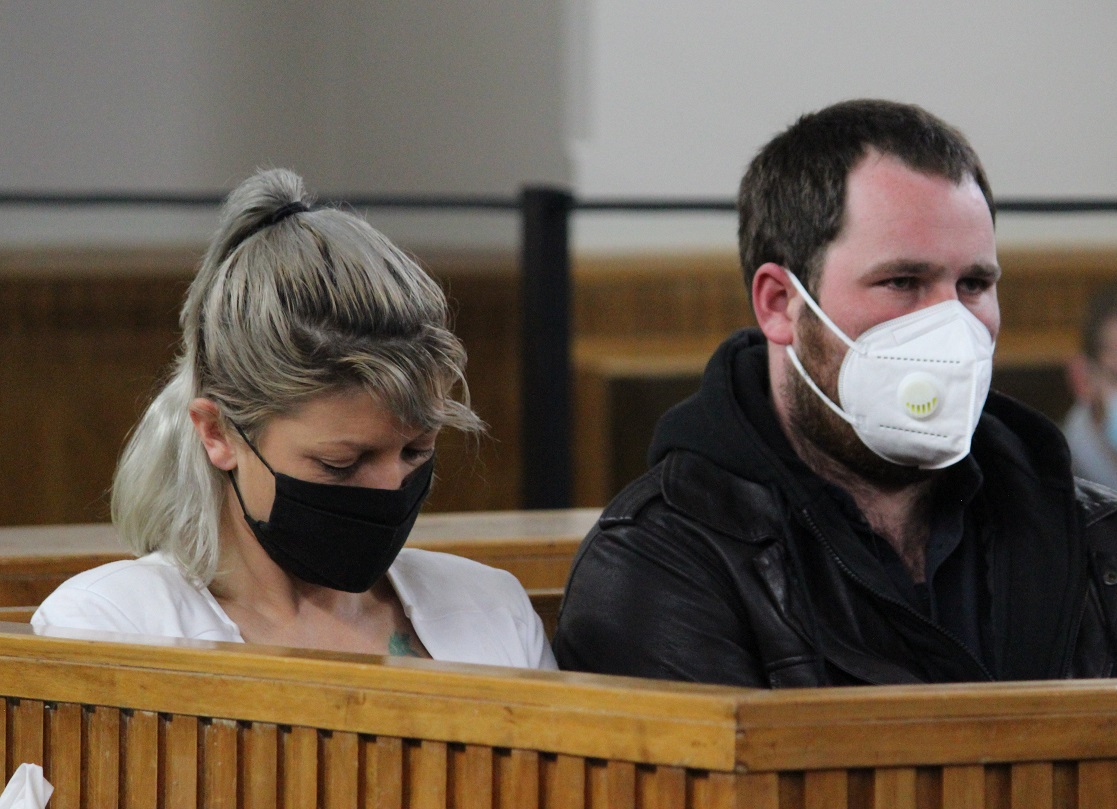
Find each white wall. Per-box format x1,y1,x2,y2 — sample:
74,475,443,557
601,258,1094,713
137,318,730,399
0,0,566,250
569,0,1117,250
3,1,1116,252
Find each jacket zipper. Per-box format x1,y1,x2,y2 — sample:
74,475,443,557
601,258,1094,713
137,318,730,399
799,507,996,683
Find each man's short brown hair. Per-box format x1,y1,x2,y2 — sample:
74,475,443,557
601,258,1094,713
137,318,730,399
737,99,995,298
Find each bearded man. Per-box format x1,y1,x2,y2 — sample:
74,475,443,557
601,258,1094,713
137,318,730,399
552,99,1117,687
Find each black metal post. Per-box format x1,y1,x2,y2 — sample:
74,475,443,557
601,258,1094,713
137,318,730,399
520,186,574,509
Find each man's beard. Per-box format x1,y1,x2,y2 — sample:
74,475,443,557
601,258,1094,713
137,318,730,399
787,309,931,487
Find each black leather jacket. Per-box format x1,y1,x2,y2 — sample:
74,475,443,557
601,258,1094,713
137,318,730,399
553,330,1117,687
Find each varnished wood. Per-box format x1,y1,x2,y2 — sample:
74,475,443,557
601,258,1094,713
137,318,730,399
83,706,120,808
46,702,82,809
9,623,1117,807
241,723,279,809
282,726,318,809
0,511,597,614
121,710,158,809
322,731,360,809
6,245,1114,524
201,719,239,808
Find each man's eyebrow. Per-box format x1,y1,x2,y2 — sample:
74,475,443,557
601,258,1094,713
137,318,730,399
968,263,1002,281
867,260,1002,280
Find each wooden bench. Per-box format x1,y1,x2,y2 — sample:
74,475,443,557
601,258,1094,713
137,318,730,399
0,510,599,635
3,622,1117,807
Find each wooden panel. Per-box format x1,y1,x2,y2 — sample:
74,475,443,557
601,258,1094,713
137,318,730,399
9,698,43,770
121,710,159,809
735,772,780,809
449,743,494,809
540,753,584,809
687,771,737,809
872,767,917,809
407,739,448,809
161,713,198,809
83,705,120,808
202,718,239,809
321,730,360,809
1010,763,1054,809
636,764,685,809
241,722,279,809
366,736,404,809
804,770,848,809
45,702,82,809
281,725,319,809
942,765,985,808
1078,760,1117,808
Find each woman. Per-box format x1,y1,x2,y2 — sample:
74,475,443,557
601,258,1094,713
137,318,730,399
32,168,556,669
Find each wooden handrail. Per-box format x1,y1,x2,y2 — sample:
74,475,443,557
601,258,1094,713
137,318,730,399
4,624,1117,806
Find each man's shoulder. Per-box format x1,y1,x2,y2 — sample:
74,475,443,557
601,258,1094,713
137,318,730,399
592,450,783,547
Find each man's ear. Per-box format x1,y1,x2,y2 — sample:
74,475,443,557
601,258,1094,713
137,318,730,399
188,398,238,471
752,263,798,346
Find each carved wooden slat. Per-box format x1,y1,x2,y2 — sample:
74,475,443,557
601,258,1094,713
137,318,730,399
688,770,737,809
121,709,158,809
160,713,198,809
635,764,684,809
240,722,278,809
1078,760,1117,808
540,753,584,809
321,731,359,809
603,760,635,809
1011,762,1054,809
871,767,917,809
44,702,81,809
497,749,540,809
734,772,780,809
365,736,404,809
408,739,448,809
201,718,238,809
942,764,985,807
0,699,7,779
82,706,119,808
281,725,318,809
804,770,848,809
10,698,43,770
449,743,493,809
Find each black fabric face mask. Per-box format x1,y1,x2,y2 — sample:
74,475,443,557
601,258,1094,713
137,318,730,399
227,428,433,593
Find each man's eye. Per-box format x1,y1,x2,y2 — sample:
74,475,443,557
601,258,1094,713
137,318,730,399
885,277,917,291
959,277,992,294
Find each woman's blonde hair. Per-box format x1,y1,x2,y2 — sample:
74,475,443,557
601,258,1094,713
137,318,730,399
112,168,482,583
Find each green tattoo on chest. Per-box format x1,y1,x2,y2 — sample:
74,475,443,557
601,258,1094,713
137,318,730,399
388,631,421,657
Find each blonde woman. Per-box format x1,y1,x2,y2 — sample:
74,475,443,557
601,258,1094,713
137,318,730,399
33,169,556,669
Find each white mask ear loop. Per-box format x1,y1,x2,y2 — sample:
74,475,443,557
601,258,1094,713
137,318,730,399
782,268,858,426
783,269,858,352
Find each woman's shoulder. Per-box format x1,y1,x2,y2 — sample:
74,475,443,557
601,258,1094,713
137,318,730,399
388,549,557,670
31,552,242,642
388,548,528,612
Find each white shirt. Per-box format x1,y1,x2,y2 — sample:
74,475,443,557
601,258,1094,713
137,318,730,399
31,548,557,670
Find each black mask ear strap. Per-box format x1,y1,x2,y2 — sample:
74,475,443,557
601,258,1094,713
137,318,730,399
226,469,260,526
231,422,276,474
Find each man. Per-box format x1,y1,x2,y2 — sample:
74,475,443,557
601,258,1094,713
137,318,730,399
553,99,1117,687
1064,284,1117,490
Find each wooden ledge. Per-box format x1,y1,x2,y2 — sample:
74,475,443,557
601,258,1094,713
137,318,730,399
0,623,739,771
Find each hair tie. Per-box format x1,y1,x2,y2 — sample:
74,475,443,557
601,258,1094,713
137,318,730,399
262,200,311,228
227,200,312,256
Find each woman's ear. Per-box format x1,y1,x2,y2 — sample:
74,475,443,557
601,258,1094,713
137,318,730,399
188,398,238,471
752,263,798,346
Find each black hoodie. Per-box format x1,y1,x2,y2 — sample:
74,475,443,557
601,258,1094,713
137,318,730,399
554,329,1117,686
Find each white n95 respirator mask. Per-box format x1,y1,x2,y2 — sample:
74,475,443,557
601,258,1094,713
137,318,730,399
783,270,994,470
